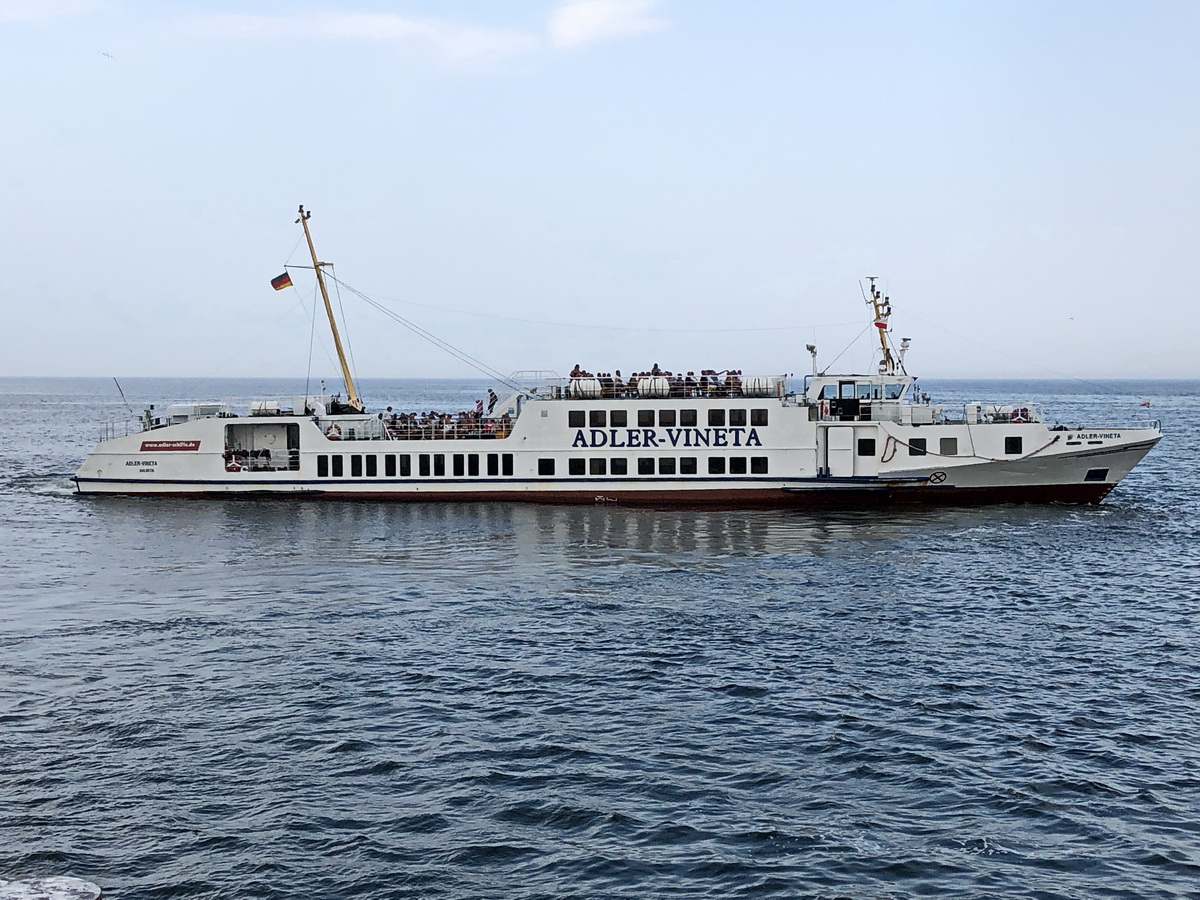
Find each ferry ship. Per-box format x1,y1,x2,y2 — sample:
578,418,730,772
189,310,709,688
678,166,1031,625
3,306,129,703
73,208,1161,506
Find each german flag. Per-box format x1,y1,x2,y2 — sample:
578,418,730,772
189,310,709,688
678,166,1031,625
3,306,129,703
271,272,293,291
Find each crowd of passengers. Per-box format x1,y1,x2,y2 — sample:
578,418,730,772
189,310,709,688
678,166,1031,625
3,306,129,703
377,407,512,440
568,364,749,398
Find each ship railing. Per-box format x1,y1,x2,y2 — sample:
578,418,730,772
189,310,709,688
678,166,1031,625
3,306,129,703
563,374,787,401
100,419,137,441
382,421,514,441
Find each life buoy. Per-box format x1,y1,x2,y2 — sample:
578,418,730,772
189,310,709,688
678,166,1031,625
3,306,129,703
325,423,342,440
1011,408,1029,424
225,461,242,472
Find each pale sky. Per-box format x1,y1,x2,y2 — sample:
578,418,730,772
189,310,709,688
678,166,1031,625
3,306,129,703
3,0,1197,381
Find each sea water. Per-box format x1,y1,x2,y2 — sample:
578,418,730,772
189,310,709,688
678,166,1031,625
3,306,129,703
1,377,1198,899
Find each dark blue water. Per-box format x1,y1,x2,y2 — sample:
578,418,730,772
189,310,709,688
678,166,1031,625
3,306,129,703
2,377,1198,899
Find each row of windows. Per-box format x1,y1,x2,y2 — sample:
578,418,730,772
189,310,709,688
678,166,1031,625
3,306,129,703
317,453,514,478
854,436,1021,457
569,408,769,429
539,457,769,476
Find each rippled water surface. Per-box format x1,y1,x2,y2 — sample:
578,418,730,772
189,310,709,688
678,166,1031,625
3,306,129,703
2,377,1199,899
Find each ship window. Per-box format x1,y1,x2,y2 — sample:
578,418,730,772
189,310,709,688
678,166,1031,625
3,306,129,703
611,410,628,427
908,438,927,456
366,455,377,477
538,458,555,476
840,382,855,399
331,455,344,477
502,454,513,476
1005,436,1023,455
432,454,444,476
487,453,499,476
468,454,479,476
751,457,768,474
453,454,465,477
709,457,726,474
638,410,655,428
317,455,329,477
351,455,363,477
858,438,877,457
1084,468,1109,482
751,409,769,426
729,409,747,427
659,458,676,475
708,409,725,427
590,458,606,476
569,458,585,476
940,438,958,456
611,458,628,475
659,410,676,427
419,454,430,476
820,384,838,400
730,457,747,474
399,454,411,477
569,410,585,428
638,458,655,475
680,457,697,475
589,410,606,428
680,409,697,427
384,454,396,477
885,383,904,400
857,383,873,400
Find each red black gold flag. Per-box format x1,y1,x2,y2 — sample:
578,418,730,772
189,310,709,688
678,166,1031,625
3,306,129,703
271,272,293,291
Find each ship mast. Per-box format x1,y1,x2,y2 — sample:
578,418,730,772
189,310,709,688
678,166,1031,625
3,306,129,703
297,205,362,412
865,276,896,376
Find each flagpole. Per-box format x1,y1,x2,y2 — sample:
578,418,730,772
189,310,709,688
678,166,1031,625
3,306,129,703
297,205,363,412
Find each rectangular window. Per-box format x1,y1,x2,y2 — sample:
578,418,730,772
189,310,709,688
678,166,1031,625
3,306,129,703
384,454,396,477
366,455,377,477
610,410,628,428
433,454,446,476
1005,436,1023,455
502,454,513,476
658,409,676,427
751,409,769,426
569,458,585,475
638,458,655,475
858,438,877,457
659,458,676,475
750,457,768,474
331,455,344,477
680,457,697,475
568,410,585,428
708,409,725,427
351,454,363,477
729,457,747,474
708,457,726,474
317,454,329,477
1084,468,1109,482
419,454,430,476
680,409,698,427
589,410,606,428
453,454,465,477
939,437,958,456
610,458,628,475
638,409,655,428
487,453,499,476
729,409,747,427
908,438,927,456
399,454,411,477
468,454,479,476
538,458,555,476
589,458,606,476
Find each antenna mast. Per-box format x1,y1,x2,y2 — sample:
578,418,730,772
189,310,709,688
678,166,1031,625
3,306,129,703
865,276,896,375
297,205,362,412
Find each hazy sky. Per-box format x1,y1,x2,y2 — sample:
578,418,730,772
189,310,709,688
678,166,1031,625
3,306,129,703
4,0,1197,382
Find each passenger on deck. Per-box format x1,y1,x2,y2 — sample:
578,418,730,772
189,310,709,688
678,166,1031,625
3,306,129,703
569,364,583,378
